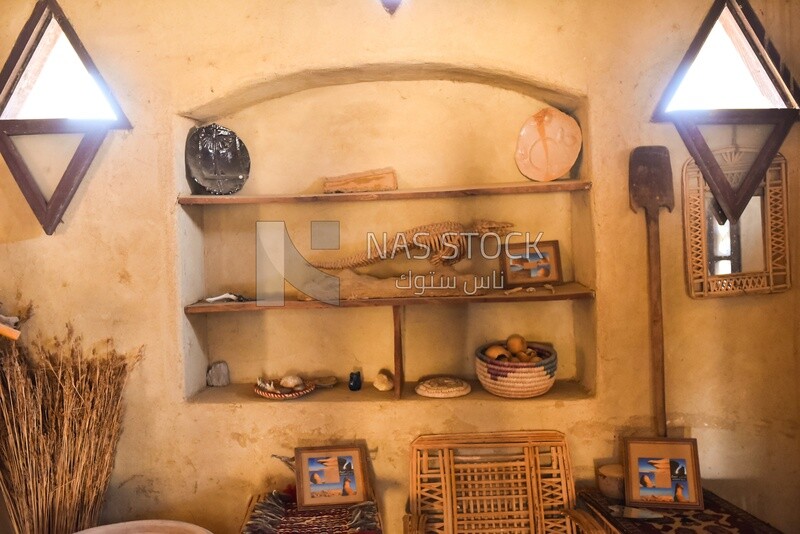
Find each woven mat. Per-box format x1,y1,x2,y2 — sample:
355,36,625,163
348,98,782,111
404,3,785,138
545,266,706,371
241,492,381,534
579,489,781,533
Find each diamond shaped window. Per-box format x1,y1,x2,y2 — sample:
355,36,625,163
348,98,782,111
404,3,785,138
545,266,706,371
654,0,798,223
0,0,130,235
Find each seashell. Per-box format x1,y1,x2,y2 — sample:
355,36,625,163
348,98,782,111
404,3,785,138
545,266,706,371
484,345,512,360
506,334,527,353
531,356,543,363
373,370,394,392
509,356,520,363
257,378,281,393
280,375,304,389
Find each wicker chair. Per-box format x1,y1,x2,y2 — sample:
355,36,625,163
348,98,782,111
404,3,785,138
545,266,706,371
405,430,602,534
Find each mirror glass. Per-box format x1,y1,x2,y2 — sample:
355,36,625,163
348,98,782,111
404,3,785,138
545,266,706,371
705,192,764,276
683,147,790,298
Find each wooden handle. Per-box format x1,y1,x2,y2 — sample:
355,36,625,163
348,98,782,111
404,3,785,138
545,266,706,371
393,306,404,399
646,210,667,437
0,323,21,341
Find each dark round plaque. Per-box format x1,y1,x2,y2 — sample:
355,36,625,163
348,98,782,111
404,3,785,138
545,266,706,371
185,123,250,195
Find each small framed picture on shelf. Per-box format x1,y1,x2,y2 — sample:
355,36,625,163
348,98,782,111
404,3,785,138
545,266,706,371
623,437,703,510
500,240,562,288
295,445,370,510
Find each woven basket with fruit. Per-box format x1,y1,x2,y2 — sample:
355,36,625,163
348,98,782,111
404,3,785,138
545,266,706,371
474,334,557,398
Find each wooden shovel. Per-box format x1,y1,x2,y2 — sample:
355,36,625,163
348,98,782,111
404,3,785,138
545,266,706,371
629,146,674,438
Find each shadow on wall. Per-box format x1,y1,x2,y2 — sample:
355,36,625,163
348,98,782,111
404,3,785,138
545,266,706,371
704,478,767,520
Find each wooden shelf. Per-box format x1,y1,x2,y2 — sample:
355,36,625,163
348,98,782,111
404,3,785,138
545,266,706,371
184,282,595,314
179,175,597,401
178,180,591,205
189,379,591,405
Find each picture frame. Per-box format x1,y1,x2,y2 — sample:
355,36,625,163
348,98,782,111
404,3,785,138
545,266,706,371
500,240,563,288
623,437,703,510
295,445,370,510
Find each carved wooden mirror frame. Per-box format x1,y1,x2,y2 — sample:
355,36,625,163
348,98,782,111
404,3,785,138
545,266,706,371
682,147,789,298
0,0,131,235
654,0,799,224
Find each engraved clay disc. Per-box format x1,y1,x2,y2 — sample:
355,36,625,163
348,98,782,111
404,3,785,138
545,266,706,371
185,123,250,195
415,377,472,398
515,107,582,182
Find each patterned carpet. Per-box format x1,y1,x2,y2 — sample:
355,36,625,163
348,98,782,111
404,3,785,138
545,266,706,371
579,489,782,533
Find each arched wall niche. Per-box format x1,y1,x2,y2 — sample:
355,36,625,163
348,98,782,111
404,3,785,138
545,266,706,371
177,60,597,397
181,61,587,123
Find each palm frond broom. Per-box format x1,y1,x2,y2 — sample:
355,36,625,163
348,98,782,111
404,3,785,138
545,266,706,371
0,328,141,534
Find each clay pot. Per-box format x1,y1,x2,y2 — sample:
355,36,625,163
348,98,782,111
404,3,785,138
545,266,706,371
596,463,625,500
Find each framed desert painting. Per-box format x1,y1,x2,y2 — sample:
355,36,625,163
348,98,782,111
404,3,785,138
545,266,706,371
624,437,703,510
295,445,370,509
500,240,563,287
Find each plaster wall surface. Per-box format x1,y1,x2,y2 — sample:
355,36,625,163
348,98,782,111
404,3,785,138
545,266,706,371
0,1,797,533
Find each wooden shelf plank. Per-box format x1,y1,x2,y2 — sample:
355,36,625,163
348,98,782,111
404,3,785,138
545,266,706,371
178,180,591,205
189,379,591,405
184,282,595,314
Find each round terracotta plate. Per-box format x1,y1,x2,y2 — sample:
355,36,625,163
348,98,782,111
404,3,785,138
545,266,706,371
515,107,582,182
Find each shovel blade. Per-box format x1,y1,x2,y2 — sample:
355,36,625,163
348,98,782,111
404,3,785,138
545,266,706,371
629,146,675,214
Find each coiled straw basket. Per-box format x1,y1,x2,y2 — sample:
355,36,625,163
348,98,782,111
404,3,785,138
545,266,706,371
474,341,557,398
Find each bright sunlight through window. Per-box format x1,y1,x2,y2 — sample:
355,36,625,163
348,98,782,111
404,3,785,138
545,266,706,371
0,18,117,121
666,7,785,112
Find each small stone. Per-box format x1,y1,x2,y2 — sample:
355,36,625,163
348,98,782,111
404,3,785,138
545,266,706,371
373,370,394,392
311,376,337,388
206,361,230,387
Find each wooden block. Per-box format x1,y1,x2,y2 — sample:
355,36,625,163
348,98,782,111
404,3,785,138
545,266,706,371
322,168,398,194
0,323,20,341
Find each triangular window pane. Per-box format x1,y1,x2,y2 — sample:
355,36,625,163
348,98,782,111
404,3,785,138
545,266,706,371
696,123,772,187
9,133,84,201
0,18,117,120
666,6,785,111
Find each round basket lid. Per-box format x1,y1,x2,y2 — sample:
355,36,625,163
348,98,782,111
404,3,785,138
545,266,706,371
415,377,471,398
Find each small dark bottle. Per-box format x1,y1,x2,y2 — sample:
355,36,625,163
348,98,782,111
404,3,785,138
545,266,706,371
348,371,362,391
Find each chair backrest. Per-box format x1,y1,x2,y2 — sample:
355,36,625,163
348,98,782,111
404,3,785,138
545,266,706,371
409,430,578,534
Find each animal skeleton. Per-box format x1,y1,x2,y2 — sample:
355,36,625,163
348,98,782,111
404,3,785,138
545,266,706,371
312,220,513,270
